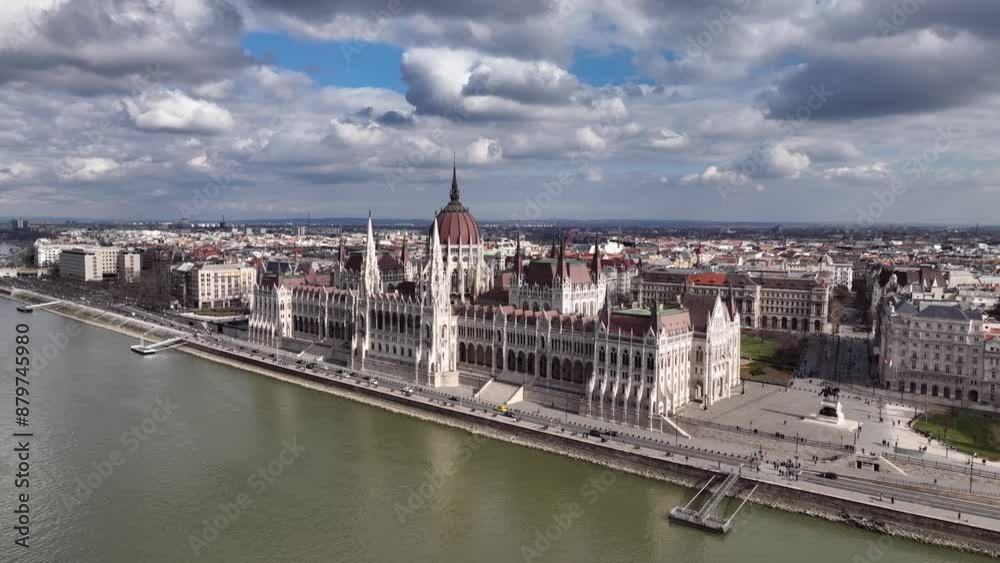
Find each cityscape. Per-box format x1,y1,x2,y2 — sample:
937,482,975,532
2,1,1000,563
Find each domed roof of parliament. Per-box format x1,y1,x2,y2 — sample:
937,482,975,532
433,163,481,246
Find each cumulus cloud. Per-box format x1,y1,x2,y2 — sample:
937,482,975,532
58,157,120,181
821,162,890,181
681,166,748,188
254,66,312,99
123,90,234,133
329,118,385,147
466,137,502,164
647,128,688,150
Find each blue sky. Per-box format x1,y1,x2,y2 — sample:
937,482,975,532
1,0,998,223
243,32,407,92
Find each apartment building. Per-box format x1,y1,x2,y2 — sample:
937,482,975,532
634,269,831,333
59,246,122,281
878,297,993,406
194,263,256,309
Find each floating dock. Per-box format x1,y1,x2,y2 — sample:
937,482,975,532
129,336,185,356
669,469,757,534
17,300,62,313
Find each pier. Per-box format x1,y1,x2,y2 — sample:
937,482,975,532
17,299,63,313
130,336,186,355
669,469,757,534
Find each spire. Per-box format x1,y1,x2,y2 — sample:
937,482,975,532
401,236,408,264
362,211,380,295
591,234,602,280
555,232,566,283
427,217,446,302
550,232,558,258
450,153,460,204
338,236,346,263
649,299,659,334
513,232,523,279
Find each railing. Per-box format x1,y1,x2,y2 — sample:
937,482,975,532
873,474,1000,499
880,451,1000,481
674,415,856,453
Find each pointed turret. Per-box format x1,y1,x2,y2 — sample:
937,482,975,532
427,217,447,302
362,211,381,296
550,233,558,258
513,232,523,280
555,232,566,283
449,154,460,204
338,236,346,264
401,237,408,264
590,234,602,280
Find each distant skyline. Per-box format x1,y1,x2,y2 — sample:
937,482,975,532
1,1,998,224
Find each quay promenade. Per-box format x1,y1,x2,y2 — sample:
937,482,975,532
4,285,1000,557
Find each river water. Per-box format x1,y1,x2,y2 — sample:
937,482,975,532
0,299,986,563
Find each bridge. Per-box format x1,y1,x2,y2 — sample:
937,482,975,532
16,300,63,313
669,469,757,533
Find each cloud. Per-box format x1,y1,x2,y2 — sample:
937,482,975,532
0,161,38,183
821,162,890,181
254,66,311,99
329,118,385,147
647,128,688,150
58,157,120,180
466,137,502,164
759,143,810,179
681,165,748,188
123,90,234,133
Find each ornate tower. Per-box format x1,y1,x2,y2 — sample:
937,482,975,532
419,218,458,386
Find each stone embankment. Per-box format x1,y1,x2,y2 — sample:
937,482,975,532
3,287,999,557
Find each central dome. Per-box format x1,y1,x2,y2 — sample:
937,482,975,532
433,163,481,246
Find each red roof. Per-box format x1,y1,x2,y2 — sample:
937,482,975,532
687,273,728,286
435,207,480,245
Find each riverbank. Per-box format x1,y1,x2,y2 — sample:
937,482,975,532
3,288,999,557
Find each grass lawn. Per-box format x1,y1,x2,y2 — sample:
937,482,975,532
912,413,1000,461
740,335,798,366
740,361,794,386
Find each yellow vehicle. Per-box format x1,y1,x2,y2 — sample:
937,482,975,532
495,404,509,413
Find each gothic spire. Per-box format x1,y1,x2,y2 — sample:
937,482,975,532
363,211,380,296
513,232,523,279
450,153,460,204
591,234,602,280
555,232,566,282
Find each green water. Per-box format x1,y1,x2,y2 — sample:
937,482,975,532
0,299,987,563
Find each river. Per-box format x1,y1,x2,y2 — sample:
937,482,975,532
0,299,985,563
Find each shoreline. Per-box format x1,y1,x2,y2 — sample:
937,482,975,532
3,288,999,557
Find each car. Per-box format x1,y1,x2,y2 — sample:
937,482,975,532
502,411,516,419
363,375,372,381
402,386,414,395
269,354,276,358
448,396,459,402
296,359,304,365
370,380,379,387
819,472,838,480
494,404,509,413
306,363,316,369
588,429,603,438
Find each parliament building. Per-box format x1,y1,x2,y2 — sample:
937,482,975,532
248,166,742,427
